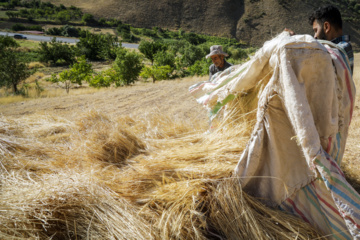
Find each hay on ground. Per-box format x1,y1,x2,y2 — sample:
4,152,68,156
0,91,327,239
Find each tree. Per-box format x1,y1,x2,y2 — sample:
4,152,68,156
11,23,26,31
183,32,206,45
6,11,15,19
187,59,211,76
49,56,93,93
76,32,119,61
82,13,97,25
113,48,143,86
177,44,203,67
138,40,167,65
38,38,76,65
61,25,80,37
117,24,131,41
89,68,117,88
0,36,31,94
140,65,173,83
98,18,107,26
56,10,71,23
154,51,175,69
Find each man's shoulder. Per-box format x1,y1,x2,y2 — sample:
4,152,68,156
331,35,354,74
337,40,353,51
332,35,352,49
224,60,233,67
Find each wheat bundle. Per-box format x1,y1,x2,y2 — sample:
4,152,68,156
0,91,323,239
0,170,154,239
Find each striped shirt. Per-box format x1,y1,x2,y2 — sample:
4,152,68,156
331,35,354,75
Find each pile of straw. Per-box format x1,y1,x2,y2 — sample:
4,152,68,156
0,89,324,239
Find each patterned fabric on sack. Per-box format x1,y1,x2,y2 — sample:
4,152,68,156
189,32,358,239
330,35,354,75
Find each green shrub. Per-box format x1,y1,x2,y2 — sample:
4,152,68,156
48,56,93,93
113,48,143,86
6,11,18,18
154,51,175,69
11,23,26,31
82,13,97,25
89,68,117,88
106,18,122,27
76,32,119,61
140,28,157,38
177,44,204,68
138,40,167,65
228,48,248,60
188,59,211,76
15,51,41,63
60,25,80,37
117,23,137,42
182,32,206,45
56,10,71,23
140,65,173,83
98,18,107,26
46,25,85,37
46,27,62,36
38,38,76,65
11,23,43,31
0,36,31,94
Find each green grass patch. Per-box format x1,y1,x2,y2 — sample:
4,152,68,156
15,51,41,63
0,11,9,18
17,40,41,50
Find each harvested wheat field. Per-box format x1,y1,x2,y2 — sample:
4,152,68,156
0,51,359,239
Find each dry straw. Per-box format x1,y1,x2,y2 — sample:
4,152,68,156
0,83,327,239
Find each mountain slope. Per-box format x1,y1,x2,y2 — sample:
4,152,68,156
48,0,360,49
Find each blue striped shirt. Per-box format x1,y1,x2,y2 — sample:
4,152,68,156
331,35,354,75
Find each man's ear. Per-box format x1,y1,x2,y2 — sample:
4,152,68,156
323,21,331,34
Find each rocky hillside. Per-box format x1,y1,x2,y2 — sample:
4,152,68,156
49,0,360,50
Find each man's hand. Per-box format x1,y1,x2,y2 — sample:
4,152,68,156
284,28,296,36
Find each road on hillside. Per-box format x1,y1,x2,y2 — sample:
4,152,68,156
0,31,139,49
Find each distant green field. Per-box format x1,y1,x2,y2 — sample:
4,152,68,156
17,40,41,50
0,11,8,18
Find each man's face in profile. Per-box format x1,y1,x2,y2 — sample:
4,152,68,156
312,20,327,40
210,55,224,68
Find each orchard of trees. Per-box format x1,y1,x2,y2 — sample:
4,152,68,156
37,31,254,90
2,0,82,23
0,31,255,94
0,0,257,94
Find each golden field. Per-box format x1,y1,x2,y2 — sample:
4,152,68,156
0,53,359,239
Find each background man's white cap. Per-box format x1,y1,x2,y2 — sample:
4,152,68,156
206,45,229,59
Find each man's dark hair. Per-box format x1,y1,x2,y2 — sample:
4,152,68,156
308,5,342,30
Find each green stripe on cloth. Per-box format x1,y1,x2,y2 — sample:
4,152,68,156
210,94,236,119
315,158,360,202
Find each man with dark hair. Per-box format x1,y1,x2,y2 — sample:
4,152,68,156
206,45,232,80
308,5,354,74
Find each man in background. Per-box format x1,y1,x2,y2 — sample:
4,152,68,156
206,45,232,80
308,5,354,74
